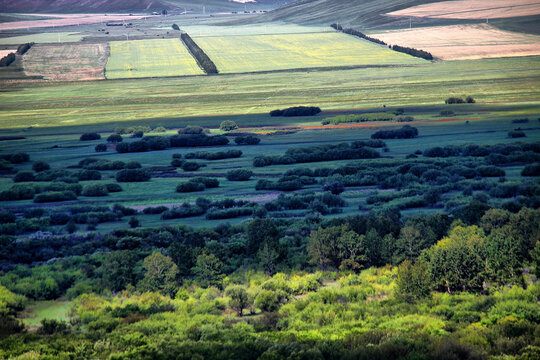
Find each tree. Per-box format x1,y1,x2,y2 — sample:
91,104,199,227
364,228,383,267
168,242,196,277
258,243,279,276
138,252,178,296
484,228,520,284
226,285,249,316
255,290,280,312
246,218,279,255
393,223,436,264
94,143,107,152
193,253,224,288
220,120,238,131
65,219,78,234
32,160,50,172
128,217,139,228
101,251,139,292
395,260,430,303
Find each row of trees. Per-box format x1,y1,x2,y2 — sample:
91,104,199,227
269,106,321,117
371,125,418,139
180,33,218,74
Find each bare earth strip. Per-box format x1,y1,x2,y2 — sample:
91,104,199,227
0,13,146,31
387,0,540,20
23,43,108,81
370,24,540,60
0,50,15,59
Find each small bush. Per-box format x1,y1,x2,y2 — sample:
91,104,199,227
235,135,260,145
178,126,204,135
181,161,201,171
508,130,526,138
172,23,180,30
82,184,109,197
522,164,540,176
116,169,151,182
226,169,253,181
220,120,238,131
177,182,206,193
95,143,107,152
13,171,35,182
80,132,101,141
32,161,50,173
445,97,465,104
270,106,321,117
107,134,123,143
125,161,142,169
34,191,77,203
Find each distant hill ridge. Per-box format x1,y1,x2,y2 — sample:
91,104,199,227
0,0,287,13
235,0,441,27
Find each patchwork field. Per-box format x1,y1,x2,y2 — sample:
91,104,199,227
387,0,540,20
371,24,540,61
0,32,84,45
105,39,204,79
193,32,426,74
1,56,539,129
0,13,146,31
178,24,329,37
23,43,109,81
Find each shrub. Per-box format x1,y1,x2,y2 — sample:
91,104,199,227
95,144,107,152
178,126,204,135
522,164,540,177
371,125,418,139
142,136,170,150
226,169,253,181
440,110,454,116
466,96,476,103
235,135,260,145
192,177,219,188
169,134,229,148
107,134,123,143
131,131,144,138
105,183,123,192
220,120,238,131
82,184,109,197
13,171,35,182
512,118,529,124
0,52,15,67
445,97,465,104
6,152,29,164
80,133,101,141
180,33,218,74
17,42,33,55
172,23,180,30
508,130,526,138
32,161,50,173
76,170,101,181
181,161,201,171
185,150,242,160
323,181,345,195
125,161,141,169
171,159,184,167
128,217,139,228
34,191,76,203
116,169,151,182
177,181,206,193
255,290,280,312
270,106,321,117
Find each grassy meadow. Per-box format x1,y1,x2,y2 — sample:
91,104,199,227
0,32,84,45
193,32,425,73
105,39,204,79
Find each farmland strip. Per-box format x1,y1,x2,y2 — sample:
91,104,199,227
180,33,219,74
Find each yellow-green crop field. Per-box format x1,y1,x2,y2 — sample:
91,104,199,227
0,32,84,45
105,39,204,79
193,32,426,73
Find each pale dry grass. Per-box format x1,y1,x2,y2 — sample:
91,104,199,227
371,24,540,60
23,43,108,81
388,0,540,20
0,50,15,59
0,13,146,31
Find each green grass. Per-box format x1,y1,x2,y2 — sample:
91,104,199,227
20,301,71,327
105,39,204,79
0,32,84,45
193,32,425,73
1,56,539,129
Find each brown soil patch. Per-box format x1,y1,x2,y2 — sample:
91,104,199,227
388,0,540,20
0,50,15,59
370,24,540,60
0,13,147,31
23,43,108,81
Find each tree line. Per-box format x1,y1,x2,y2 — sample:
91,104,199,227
180,33,218,74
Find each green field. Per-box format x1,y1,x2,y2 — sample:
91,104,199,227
1,56,539,129
194,32,425,73
20,301,71,327
105,39,204,79
0,32,84,45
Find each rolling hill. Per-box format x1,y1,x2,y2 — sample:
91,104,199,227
0,0,289,13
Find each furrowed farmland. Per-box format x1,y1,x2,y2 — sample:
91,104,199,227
105,39,204,79
193,32,426,73
0,3,540,360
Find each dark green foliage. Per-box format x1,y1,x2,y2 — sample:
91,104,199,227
246,218,279,255
172,23,180,30
170,133,229,148
235,135,261,145
270,106,321,117
323,181,345,195
181,33,218,74
16,42,33,55
177,181,206,193
512,118,529,124
0,159,13,170
181,161,201,171
38,319,68,335
371,125,418,139
340,27,387,46
76,169,101,181
94,143,107,152
116,168,151,182
0,52,15,67
522,163,540,176
185,149,242,160
82,184,109,197
128,217,139,228
508,130,526,138
193,253,224,288
13,171,35,182
391,44,433,60
395,260,430,303
445,97,465,104
206,207,253,220
32,160,50,173
80,132,101,141
142,135,170,150
0,152,30,164
34,191,77,203
226,169,253,181
107,134,123,143
220,120,238,131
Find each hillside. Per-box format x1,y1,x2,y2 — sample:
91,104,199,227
232,0,440,28
0,0,288,14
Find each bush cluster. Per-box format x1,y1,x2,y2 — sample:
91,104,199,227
391,44,433,61
226,169,253,181
180,33,218,74
185,149,241,160
445,96,475,104
322,112,396,125
371,125,418,139
0,152,30,164
270,106,321,117
0,52,15,67
80,133,101,141
116,169,151,182
34,191,77,203
176,177,219,193
234,135,260,145
16,42,33,55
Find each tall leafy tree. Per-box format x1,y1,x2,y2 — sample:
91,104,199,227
101,250,139,292
395,260,430,303
138,252,178,297
193,252,224,288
